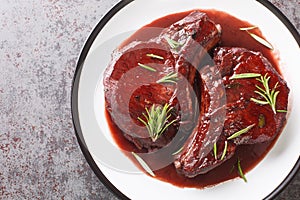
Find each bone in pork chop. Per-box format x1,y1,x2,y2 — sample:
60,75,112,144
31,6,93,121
174,47,289,178
104,11,221,150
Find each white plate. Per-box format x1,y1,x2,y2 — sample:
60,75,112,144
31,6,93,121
71,0,300,199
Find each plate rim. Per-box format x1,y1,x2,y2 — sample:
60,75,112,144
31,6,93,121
71,0,300,199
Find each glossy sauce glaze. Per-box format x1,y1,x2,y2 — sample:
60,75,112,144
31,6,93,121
106,9,284,188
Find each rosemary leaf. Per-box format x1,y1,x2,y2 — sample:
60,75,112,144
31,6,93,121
229,165,236,174
239,26,258,31
227,124,255,140
138,63,156,72
270,82,279,97
220,141,228,161
172,146,184,156
277,109,288,113
165,37,182,49
138,116,148,127
255,85,266,94
237,159,247,182
229,73,261,80
132,152,155,177
240,26,273,49
156,72,178,84
250,98,269,105
246,31,274,50
146,53,164,60
160,118,177,137
262,74,271,94
213,142,218,160
272,91,280,112
254,90,269,102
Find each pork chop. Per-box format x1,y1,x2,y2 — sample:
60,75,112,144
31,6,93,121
174,47,289,177
104,11,221,150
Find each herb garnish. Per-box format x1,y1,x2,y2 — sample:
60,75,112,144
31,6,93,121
213,141,227,160
138,103,177,142
229,73,281,114
240,26,274,50
213,142,218,160
146,53,164,60
165,37,183,49
172,146,184,156
239,26,258,31
138,63,156,72
250,74,280,114
229,73,261,80
247,31,274,50
277,110,287,113
131,152,155,177
220,141,228,161
227,124,255,140
156,72,178,84
237,158,247,182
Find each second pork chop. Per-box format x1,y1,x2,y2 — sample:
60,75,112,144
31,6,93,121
174,47,289,177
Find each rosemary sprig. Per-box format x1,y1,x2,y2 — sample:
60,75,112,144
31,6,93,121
229,73,261,80
146,53,164,60
165,37,182,49
138,63,156,72
156,72,178,84
250,74,280,114
131,152,155,177
220,141,228,161
138,103,177,142
227,124,255,140
237,159,247,182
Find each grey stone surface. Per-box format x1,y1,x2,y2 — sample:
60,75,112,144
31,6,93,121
0,0,298,199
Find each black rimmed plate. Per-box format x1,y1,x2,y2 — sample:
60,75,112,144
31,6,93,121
71,0,300,199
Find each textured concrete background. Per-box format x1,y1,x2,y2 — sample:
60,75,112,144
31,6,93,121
0,0,299,199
